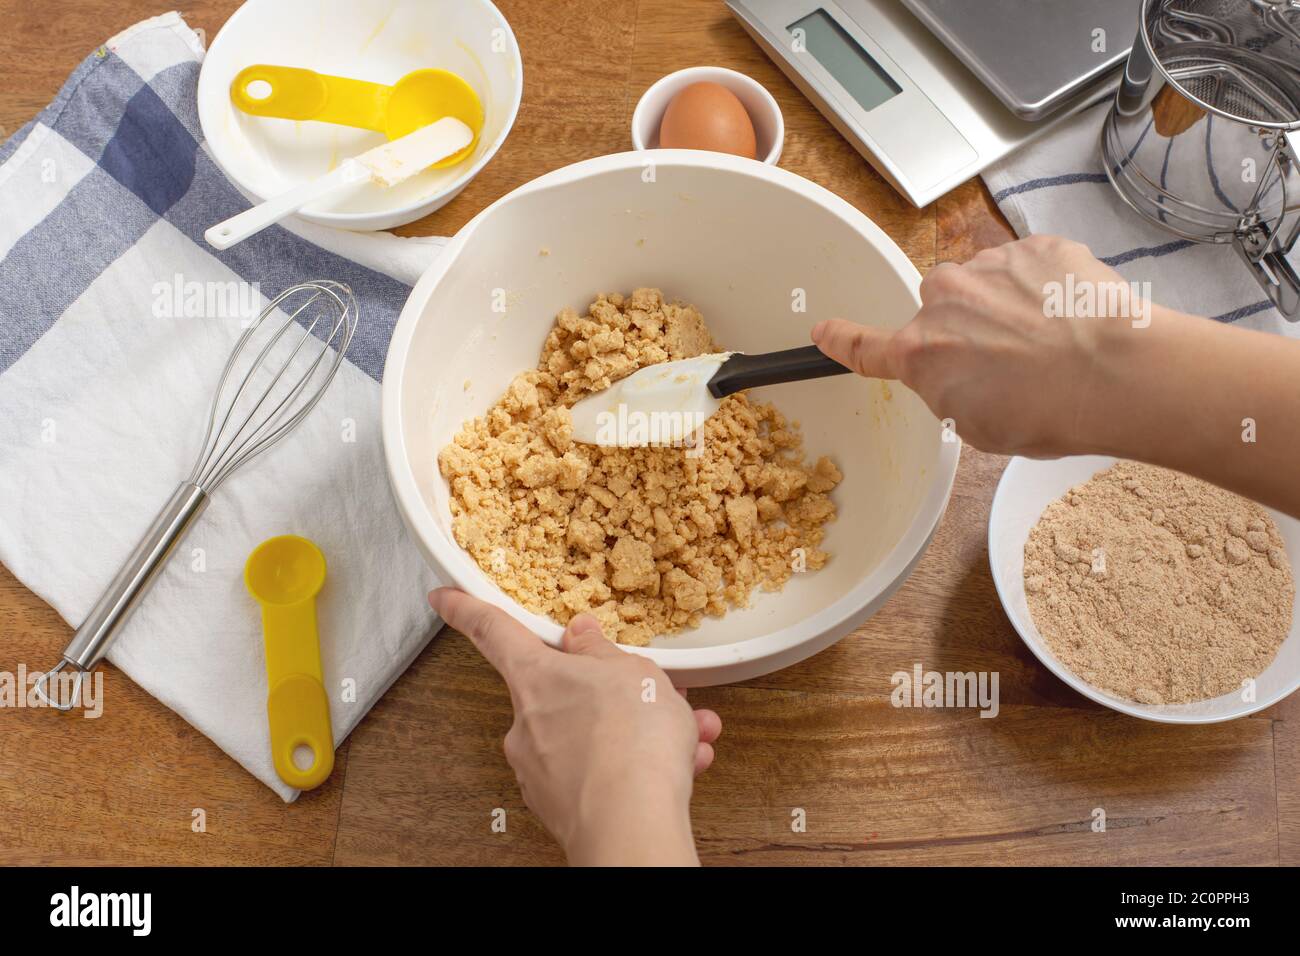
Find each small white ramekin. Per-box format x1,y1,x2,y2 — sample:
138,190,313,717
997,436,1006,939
631,66,784,165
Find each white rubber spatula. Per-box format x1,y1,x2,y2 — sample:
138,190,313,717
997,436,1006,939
569,345,851,447
204,116,474,250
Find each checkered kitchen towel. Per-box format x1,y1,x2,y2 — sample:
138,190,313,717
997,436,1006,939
0,13,447,801
982,100,1296,335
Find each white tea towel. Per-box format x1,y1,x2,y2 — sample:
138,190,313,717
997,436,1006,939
982,101,1296,336
0,13,446,801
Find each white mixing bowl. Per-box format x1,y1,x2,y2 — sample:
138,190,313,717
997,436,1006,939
382,150,960,685
197,0,522,231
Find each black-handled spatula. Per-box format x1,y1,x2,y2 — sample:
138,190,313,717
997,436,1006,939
568,346,852,447
704,345,852,397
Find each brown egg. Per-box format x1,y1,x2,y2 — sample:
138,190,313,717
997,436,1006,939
659,82,757,159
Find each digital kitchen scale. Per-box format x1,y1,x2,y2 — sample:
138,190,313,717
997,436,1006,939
726,0,1138,206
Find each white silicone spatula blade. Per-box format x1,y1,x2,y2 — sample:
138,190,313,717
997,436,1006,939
569,353,732,447
204,117,474,250
569,345,854,447
353,117,474,186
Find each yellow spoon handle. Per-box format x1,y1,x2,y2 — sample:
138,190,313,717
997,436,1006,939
260,599,335,791
231,64,391,133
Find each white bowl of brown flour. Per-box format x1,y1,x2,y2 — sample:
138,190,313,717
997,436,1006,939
989,456,1300,722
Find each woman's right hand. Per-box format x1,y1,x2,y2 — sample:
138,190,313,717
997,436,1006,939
811,235,1161,458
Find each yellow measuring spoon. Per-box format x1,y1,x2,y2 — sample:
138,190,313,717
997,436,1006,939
230,64,484,169
245,535,335,791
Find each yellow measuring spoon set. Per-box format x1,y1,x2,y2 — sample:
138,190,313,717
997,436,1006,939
230,64,484,169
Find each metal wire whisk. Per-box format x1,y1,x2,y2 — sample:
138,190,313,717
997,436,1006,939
33,280,359,710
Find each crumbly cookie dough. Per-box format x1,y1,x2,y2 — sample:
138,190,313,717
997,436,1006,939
1024,460,1294,705
438,288,842,645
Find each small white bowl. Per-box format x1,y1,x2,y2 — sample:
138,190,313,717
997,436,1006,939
631,66,784,165
989,455,1300,723
197,0,523,231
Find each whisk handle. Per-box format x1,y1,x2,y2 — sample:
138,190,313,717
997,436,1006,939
60,482,209,674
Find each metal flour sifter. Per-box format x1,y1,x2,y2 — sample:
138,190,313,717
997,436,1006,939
1103,0,1300,317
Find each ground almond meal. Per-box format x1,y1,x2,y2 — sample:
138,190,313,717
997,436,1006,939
438,288,842,645
1024,460,1294,705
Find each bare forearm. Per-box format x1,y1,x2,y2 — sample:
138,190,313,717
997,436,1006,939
566,816,699,866
1079,307,1300,518
565,783,699,867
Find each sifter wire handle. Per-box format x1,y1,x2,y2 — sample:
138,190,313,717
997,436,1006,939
1236,131,1300,320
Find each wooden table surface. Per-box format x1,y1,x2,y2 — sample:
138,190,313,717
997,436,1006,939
2,0,1296,867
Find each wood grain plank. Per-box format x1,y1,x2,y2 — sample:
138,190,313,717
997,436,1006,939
938,178,1017,263
395,0,641,240
686,689,1278,865
1272,692,1300,864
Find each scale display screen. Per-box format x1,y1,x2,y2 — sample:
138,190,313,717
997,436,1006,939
728,0,1122,205
788,9,901,113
